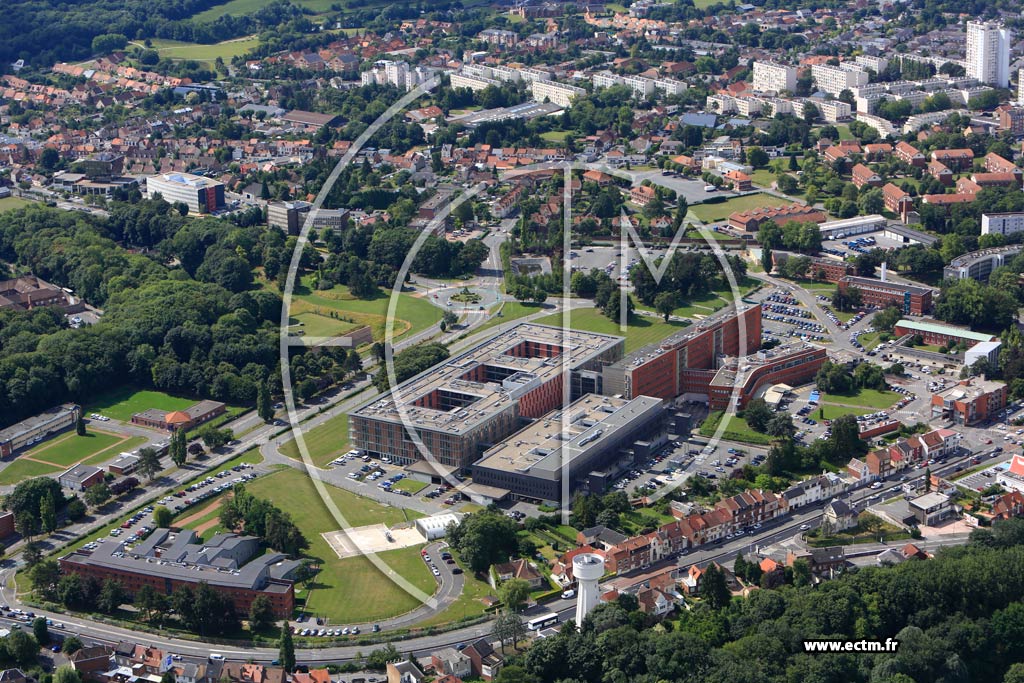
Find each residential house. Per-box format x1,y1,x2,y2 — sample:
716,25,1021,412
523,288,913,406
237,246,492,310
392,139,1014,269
787,546,846,576
822,499,858,532
759,557,785,587
216,663,286,683
490,559,546,590
576,526,627,550
462,638,504,681
993,491,1024,520
852,163,882,188
882,182,913,215
386,661,425,683
630,185,657,206
927,160,954,186
895,141,926,167
724,169,752,191
431,649,472,680
931,149,974,171
67,647,112,678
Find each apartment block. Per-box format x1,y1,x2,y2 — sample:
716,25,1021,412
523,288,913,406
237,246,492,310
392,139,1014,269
931,377,1007,426
837,276,933,315
146,172,224,214
531,80,586,108
982,213,1024,237
810,63,869,96
752,61,797,94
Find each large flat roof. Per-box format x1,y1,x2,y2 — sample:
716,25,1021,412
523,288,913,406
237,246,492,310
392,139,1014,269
351,323,623,435
474,394,663,477
841,275,933,296
710,341,821,387
895,319,995,343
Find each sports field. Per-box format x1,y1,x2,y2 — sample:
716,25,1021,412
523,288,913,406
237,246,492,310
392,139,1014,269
534,307,688,353
135,37,261,63
241,468,432,622
820,388,898,410
0,430,146,485
0,197,32,213
88,388,197,422
279,413,350,468
689,193,796,223
292,279,442,344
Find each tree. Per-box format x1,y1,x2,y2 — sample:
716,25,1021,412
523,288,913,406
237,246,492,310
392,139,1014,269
76,416,86,436
858,188,884,215
441,310,459,331
248,595,274,633
54,667,81,683
23,542,43,568
493,611,528,653
446,511,520,574
39,148,60,171
62,635,84,654
4,629,38,666
499,578,532,613
97,578,126,613
279,622,296,671
790,558,811,587
761,247,773,274
654,291,678,322
84,482,111,507
743,398,773,433
746,147,769,170
701,564,731,609
66,496,86,520
170,429,187,468
91,33,127,54
39,491,57,533
33,616,49,645
15,510,37,540
138,446,161,482
257,381,274,423
152,505,172,528
197,425,233,450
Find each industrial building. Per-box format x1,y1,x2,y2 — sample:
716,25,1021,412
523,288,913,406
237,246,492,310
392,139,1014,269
145,172,225,214
602,304,762,403
707,342,828,410
817,215,887,240
350,323,624,470
59,529,297,618
837,276,934,315
471,394,667,504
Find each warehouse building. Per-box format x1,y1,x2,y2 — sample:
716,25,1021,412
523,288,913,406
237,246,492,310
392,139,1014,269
472,394,667,504
350,324,624,470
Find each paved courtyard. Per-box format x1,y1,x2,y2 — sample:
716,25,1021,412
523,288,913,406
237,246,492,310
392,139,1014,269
322,523,426,559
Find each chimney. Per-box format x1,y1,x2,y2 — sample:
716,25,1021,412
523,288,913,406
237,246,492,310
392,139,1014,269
880,262,887,282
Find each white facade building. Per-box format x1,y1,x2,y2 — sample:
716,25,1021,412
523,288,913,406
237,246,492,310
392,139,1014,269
811,63,869,96
531,80,586,108
981,213,1024,237
966,21,1011,88
1019,68,1024,103
753,61,797,94
450,72,500,92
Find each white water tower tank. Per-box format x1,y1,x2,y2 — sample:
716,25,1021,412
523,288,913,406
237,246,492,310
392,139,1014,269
572,553,605,627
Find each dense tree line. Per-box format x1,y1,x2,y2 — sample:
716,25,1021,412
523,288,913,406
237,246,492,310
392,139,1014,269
373,342,449,392
500,518,1024,683
629,252,747,308
446,510,519,574
815,360,887,395
220,484,309,556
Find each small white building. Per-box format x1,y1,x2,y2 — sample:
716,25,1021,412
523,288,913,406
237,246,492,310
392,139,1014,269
415,512,462,541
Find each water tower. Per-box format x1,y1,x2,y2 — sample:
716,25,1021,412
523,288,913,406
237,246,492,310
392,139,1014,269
572,553,605,627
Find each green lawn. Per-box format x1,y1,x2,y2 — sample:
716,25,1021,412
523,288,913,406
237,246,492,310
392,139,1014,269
393,478,428,495
699,411,773,445
290,279,441,345
820,387,898,409
140,37,261,63
279,413,349,468
0,197,32,212
689,193,795,223
750,169,777,188
411,553,494,628
193,0,277,21
858,331,881,351
813,404,872,420
832,309,857,323
0,459,61,485
289,311,360,339
88,388,199,422
540,130,570,142
533,307,688,353
241,468,431,622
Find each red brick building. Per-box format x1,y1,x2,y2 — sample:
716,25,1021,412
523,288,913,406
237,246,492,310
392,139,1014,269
895,141,926,167
837,275,933,315
707,342,828,410
882,183,913,215
727,204,825,232
851,163,882,189
602,305,762,401
931,148,974,171
930,378,1007,426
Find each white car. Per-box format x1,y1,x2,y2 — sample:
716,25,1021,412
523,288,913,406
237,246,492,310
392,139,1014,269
561,589,576,599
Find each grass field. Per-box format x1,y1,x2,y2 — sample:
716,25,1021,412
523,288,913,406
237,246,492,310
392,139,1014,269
194,0,370,21
689,193,795,223
0,431,147,485
393,478,428,495
540,131,570,142
699,411,773,445
534,307,688,353
291,279,441,345
88,388,198,422
813,404,872,420
821,387,898,410
834,124,855,141
279,413,350,468
241,468,431,622
750,169,777,188
0,197,32,213
140,37,261,63
858,332,881,351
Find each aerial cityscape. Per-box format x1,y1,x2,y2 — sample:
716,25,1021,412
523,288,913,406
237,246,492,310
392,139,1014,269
1,0,1024,681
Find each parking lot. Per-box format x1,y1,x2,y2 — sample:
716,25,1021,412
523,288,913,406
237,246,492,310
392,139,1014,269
819,230,908,258
752,286,831,344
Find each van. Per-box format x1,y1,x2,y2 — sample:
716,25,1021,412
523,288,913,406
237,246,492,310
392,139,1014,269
561,589,576,599
704,185,716,192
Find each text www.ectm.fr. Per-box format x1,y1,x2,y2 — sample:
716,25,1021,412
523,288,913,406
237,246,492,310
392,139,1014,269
803,639,900,653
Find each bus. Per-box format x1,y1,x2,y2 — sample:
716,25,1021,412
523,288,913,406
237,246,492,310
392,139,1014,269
527,613,559,631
